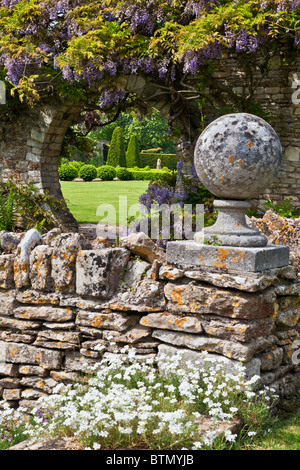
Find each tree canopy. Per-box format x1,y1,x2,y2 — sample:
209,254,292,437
0,0,299,159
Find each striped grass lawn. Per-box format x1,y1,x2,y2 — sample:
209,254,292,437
60,180,149,225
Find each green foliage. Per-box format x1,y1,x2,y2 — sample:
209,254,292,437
0,180,62,233
126,134,141,168
106,127,126,168
0,187,18,232
97,165,116,181
58,163,78,181
140,153,177,170
116,167,133,181
129,169,169,181
79,164,98,181
89,110,176,155
262,198,300,218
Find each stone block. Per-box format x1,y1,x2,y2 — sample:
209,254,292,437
30,245,53,290
0,341,63,369
120,232,167,263
76,309,140,332
51,233,86,293
153,329,276,362
157,344,261,380
140,312,203,334
166,241,289,272
164,282,275,319
76,248,130,298
0,254,15,289
14,306,75,322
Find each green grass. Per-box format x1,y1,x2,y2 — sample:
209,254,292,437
60,180,149,225
249,396,300,450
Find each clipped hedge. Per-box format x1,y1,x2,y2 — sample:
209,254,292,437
140,153,177,170
116,167,133,181
79,164,98,181
97,165,116,181
58,163,78,181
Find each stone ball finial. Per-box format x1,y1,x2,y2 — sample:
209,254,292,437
194,113,282,200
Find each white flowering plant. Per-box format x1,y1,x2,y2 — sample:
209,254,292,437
0,347,278,450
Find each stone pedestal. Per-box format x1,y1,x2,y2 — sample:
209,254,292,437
167,240,289,272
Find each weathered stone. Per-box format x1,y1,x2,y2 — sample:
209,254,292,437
274,282,300,296
20,377,58,393
0,316,41,331
19,365,48,377
157,344,261,380
256,347,284,371
21,389,47,400
109,279,166,312
42,228,61,245
167,240,289,272
30,245,53,290
64,351,97,372
0,254,15,289
34,330,80,346
159,265,185,281
164,282,275,319
0,377,21,388
275,296,300,327
0,331,36,343
120,232,167,263
3,389,21,400
16,290,60,305
140,312,203,334
14,229,43,288
0,291,15,316
50,370,79,384
0,341,63,369
153,329,277,362
0,232,20,254
14,306,75,322
51,233,86,293
200,316,274,342
76,248,130,298
184,269,278,292
102,325,152,344
75,309,140,332
0,363,19,377
122,259,151,287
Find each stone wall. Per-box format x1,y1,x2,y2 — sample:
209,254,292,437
0,224,299,410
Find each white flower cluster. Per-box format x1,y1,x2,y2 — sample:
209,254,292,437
0,347,278,450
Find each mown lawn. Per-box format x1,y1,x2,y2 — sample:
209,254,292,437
60,180,149,225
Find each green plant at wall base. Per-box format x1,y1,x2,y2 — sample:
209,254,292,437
262,198,300,218
106,127,126,168
0,188,19,232
0,180,63,233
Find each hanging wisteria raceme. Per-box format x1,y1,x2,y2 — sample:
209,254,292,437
0,0,299,105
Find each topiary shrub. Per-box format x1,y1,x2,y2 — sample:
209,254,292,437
106,127,126,167
97,165,116,181
58,163,79,181
79,164,97,181
116,167,133,181
126,134,141,168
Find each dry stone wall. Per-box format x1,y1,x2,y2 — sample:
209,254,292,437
0,222,299,409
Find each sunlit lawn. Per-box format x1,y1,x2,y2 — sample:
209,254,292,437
60,180,149,225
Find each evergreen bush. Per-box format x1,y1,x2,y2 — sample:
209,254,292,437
79,164,97,181
106,127,126,167
97,165,116,181
58,163,79,181
126,134,141,168
116,167,133,181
